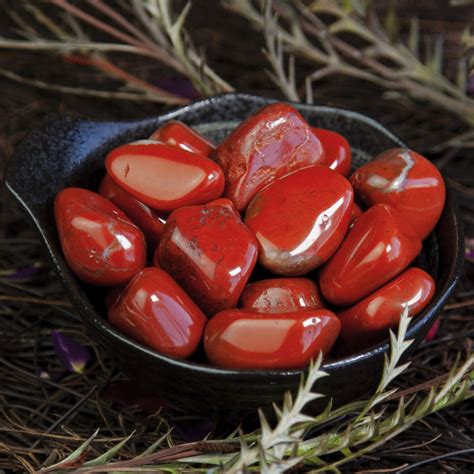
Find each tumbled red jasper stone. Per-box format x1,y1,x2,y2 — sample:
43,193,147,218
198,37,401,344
319,204,422,306
157,199,258,316
105,141,224,212
204,308,340,369
245,165,353,276
216,102,325,211
54,188,146,286
204,197,240,216
338,267,435,353
149,120,215,157
99,173,166,249
350,148,446,239
312,127,352,177
109,267,207,359
349,202,363,225
240,278,324,312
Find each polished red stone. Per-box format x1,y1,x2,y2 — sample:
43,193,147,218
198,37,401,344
245,165,353,275
105,142,224,212
54,188,146,286
205,197,240,216
240,278,324,312
350,148,445,239
157,200,259,315
99,173,166,249
204,308,340,369
350,202,363,225
319,204,422,306
149,120,215,157
108,267,207,359
312,127,351,176
338,267,435,353
216,103,325,211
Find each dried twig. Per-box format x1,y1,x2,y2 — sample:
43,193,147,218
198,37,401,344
224,0,474,126
0,0,234,104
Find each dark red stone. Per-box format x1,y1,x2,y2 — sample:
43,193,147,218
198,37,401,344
351,148,445,239
108,267,207,359
99,173,166,249
245,165,353,275
54,187,146,286
204,308,340,369
319,204,422,306
105,141,224,212
149,120,215,157
157,200,258,315
216,103,325,211
338,267,435,353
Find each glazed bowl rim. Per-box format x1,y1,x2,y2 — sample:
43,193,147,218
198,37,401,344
4,92,464,378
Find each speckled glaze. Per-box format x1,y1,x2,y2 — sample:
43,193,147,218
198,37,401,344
4,93,463,417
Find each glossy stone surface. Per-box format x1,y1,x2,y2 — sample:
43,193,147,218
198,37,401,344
105,141,224,212
216,102,325,211
240,278,324,312
157,199,259,316
319,204,422,306
204,197,240,216
350,148,445,239
312,127,352,176
350,202,363,225
204,308,341,369
245,165,353,276
109,267,207,359
338,267,435,353
99,173,166,249
149,120,215,157
54,188,146,286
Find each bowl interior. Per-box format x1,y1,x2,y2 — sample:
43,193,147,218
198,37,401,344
4,93,463,414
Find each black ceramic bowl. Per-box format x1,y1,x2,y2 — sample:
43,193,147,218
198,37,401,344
5,93,463,417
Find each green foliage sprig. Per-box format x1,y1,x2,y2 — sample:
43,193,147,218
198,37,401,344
37,307,474,473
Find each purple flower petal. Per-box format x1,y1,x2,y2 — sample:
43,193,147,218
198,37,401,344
51,331,91,374
155,76,201,100
3,263,42,280
171,418,215,442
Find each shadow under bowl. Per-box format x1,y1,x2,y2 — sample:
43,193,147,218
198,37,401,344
4,93,463,417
